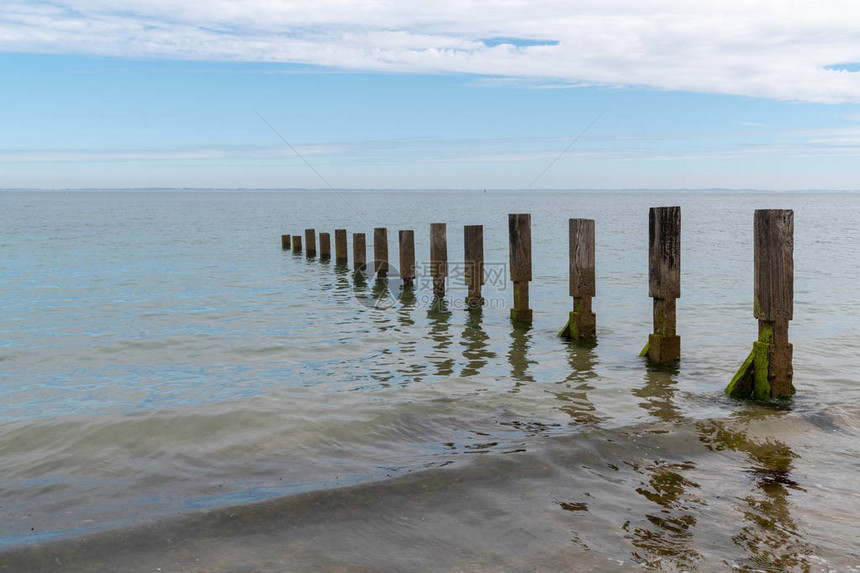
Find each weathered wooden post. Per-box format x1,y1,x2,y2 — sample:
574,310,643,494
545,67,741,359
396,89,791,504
399,230,416,288
430,223,447,297
640,206,681,364
305,229,317,258
335,229,348,264
508,214,533,323
292,235,302,253
727,209,795,399
464,225,484,308
319,232,331,260
560,218,596,340
374,227,389,277
353,233,366,271
281,234,291,250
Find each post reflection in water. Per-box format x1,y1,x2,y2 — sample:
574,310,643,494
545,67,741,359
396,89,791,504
551,343,601,425
697,412,812,570
627,368,704,569
507,322,536,390
395,285,425,382
331,262,351,304
427,297,455,377
459,307,495,377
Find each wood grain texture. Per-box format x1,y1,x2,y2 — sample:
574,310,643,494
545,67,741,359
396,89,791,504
648,207,681,299
334,229,348,263
304,229,317,257
508,214,532,282
319,232,331,259
353,233,366,271
754,209,794,322
569,218,595,298
464,225,484,298
373,227,389,275
399,230,415,282
430,223,448,279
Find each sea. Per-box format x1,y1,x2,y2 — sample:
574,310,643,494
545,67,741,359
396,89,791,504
1,189,858,572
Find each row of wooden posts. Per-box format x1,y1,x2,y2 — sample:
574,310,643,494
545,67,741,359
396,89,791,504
281,208,795,400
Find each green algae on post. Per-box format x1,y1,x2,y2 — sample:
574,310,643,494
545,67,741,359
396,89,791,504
643,206,681,364
508,213,533,324
560,218,596,342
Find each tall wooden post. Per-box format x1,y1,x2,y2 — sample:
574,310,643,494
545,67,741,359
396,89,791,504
508,214,532,323
281,234,291,250
292,235,302,253
560,218,596,340
430,223,447,297
727,209,795,399
374,227,389,277
641,206,681,364
464,225,484,308
319,232,331,260
353,233,366,271
334,229,348,264
399,230,416,288
304,229,317,258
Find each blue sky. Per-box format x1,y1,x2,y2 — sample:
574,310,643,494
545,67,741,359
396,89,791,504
2,1,860,189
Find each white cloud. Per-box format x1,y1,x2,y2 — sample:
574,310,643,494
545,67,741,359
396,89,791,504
3,1,860,102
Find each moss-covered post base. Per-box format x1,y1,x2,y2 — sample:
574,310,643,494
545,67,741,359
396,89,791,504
510,280,533,324
640,296,680,364
726,320,795,399
559,296,595,340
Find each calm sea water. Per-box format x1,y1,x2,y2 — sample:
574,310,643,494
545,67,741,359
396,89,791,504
1,190,859,571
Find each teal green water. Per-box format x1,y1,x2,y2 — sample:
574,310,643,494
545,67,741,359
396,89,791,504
1,190,858,571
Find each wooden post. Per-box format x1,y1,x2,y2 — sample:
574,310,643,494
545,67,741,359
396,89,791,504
430,223,447,297
281,234,291,250
560,218,596,340
374,227,389,277
464,225,484,308
508,214,533,323
292,235,302,253
335,229,348,264
399,230,415,288
304,229,317,257
353,233,366,271
319,232,331,260
640,206,681,363
727,209,795,399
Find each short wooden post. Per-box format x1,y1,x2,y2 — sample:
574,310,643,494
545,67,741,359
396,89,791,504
560,218,596,340
353,233,366,271
281,234,291,250
727,209,795,399
399,230,415,288
464,225,484,308
374,227,389,277
640,206,681,363
508,214,533,323
292,235,302,253
335,229,348,264
319,232,331,260
304,229,317,257
430,223,447,297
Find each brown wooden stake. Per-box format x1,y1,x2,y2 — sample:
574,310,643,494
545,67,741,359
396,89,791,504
374,227,389,277
334,229,348,264
281,234,291,250
319,232,331,260
727,209,794,399
353,233,366,271
560,218,596,340
292,235,302,253
430,223,448,297
508,214,533,323
304,229,317,257
640,206,681,363
464,225,484,309
399,230,415,288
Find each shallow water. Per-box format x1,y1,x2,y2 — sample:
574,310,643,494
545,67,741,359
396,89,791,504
1,190,859,570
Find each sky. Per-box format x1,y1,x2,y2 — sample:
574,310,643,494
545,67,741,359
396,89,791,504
2,1,860,190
